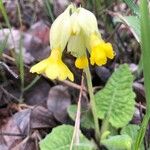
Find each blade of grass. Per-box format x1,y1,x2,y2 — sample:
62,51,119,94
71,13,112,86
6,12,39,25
0,0,13,54
137,55,143,77
0,34,9,58
44,0,55,22
0,0,18,62
123,0,139,15
23,75,40,92
0,0,11,29
15,0,25,102
0,0,17,83
134,0,150,149
18,36,24,100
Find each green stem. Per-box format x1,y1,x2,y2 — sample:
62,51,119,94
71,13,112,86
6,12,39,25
84,66,100,141
100,116,109,140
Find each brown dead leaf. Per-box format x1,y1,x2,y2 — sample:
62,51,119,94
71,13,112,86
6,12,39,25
0,117,23,149
13,109,31,135
12,131,40,150
30,106,56,129
24,78,51,106
0,105,56,150
47,85,71,123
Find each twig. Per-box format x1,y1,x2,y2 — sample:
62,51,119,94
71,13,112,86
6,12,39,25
136,102,146,110
0,86,19,102
60,80,87,92
93,86,103,92
18,103,34,109
0,61,18,78
2,53,30,69
2,53,15,62
0,132,26,137
70,74,84,150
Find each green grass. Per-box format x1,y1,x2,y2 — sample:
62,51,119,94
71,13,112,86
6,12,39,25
44,0,55,22
0,0,25,102
0,0,11,28
134,0,150,149
23,75,41,92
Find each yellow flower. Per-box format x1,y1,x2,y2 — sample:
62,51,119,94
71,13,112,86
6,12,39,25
30,5,75,81
30,49,74,81
90,34,115,66
30,4,115,81
67,7,114,69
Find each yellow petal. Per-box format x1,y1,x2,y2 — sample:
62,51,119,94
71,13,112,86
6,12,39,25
50,5,72,51
90,34,103,48
90,46,107,66
89,34,114,66
104,43,115,59
78,8,98,36
50,48,62,60
30,58,49,74
45,59,74,81
75,56,88,69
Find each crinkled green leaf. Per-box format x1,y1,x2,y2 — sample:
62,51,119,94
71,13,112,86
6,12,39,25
101,134,132,150
67,105,95,129
95,64,135,128
121,125,144,150
40,125,95,150
121,124,140,139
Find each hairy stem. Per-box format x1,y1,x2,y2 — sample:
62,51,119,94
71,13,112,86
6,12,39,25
100,116,109,141
84,66,100,141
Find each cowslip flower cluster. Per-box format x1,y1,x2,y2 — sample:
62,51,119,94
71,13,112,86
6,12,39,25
30,4,114,81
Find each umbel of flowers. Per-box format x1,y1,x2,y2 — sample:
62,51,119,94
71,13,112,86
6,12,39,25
30,4,115,81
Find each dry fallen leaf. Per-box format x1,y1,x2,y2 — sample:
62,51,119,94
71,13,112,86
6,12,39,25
0,106,56,149
47,85,71,123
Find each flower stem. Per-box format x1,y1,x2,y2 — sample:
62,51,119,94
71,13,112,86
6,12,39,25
84,66,100,141
100,116,109,140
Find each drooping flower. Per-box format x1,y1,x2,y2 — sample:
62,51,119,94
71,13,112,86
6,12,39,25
30,5,74,81
30,4,115,81
89,34,114,66
30,49,74,81
67,7,114,68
